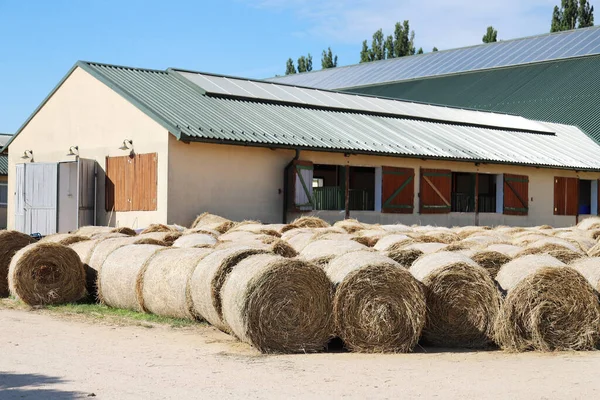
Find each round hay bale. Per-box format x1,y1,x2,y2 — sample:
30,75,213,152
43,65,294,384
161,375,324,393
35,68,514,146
283,231,315,253
141,224,177,234
172,233,217,248
8,242,86,306
373,234,412,252
471,251,512,278
512,234,550,246
183,227,220,237
403,242,448,254
292,216,330,229
221,253,333,353
69,239,102,298
310,231,354,242
300,239,367,266
89,232,130,241
112,227,137,236
0,231,37,297
410,252,501,348
98,244,166,310
589,229,600,241
485,244,524,258
219,230,265,242
443,243,470,252
74,226,113,236
191,212,231,229
571,257,600,291
577,217,600,231
136,231,182,246
325,251,426,352
547,249,584,264
496,254,565,292
537,224,553,230
190,247,268,331
333,219,364,233
386,248,423,268
139,247,213,319
379,224,412,233
229,223,282,237
454,226,488,240
461,235,510,249
217,237,297,258
40,234,90,246
495,267,600,351
527,238,581,253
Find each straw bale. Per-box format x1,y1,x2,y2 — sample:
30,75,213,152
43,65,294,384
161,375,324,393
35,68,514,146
471,251,512,278
98,244,166,310
184,227,220,237
527,238,581,253
410,252,501,348
141,224,177,234
403,242,448,254
217,237,297,258
454,226,490,240
172,233,217,248
8,242,86,305
496,254,565,292
221,253,333,353
191,212,231,229
512,234,550,246
219,231,267,242
495,267,600,351
571,257,600,291
0,231,37,297
325,251,425,352
378,224,413,233
75,226,136,237
385,248,424,268
373,234,412,252
300,239,368,266
577,217,600,231
136,231,182,246
292,216,330,229
546,249,585,264
190,247,268,331
230,223,282,237
40,234,90,246
485,244,524,258
333,219,365,233
139,247,213,319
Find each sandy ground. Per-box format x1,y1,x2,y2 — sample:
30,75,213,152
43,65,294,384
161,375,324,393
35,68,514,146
1,310,600,399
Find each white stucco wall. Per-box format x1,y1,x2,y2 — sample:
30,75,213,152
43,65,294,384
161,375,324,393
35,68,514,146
8,67,169,230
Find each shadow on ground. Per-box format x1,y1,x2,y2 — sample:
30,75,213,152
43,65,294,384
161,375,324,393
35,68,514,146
0,371,90,399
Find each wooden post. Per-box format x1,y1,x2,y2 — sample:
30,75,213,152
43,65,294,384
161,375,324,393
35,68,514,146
345,165,350,219
474,173,479,226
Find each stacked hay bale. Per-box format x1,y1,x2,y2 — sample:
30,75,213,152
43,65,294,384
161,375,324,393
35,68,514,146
8,242,86,305
0,231,37,297
221,253,333,353
495,254,600,351
410,252,501,348
191,212,234,233
325,251,426,352
300,239,367,267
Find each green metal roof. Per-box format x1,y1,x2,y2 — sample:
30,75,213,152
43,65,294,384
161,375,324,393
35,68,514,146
346,54,600,142
7,61,600,171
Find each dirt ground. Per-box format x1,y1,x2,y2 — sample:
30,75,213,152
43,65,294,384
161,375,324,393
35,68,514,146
1,310,600,399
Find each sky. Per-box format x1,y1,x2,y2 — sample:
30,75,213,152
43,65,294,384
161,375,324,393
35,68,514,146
0,0,589,133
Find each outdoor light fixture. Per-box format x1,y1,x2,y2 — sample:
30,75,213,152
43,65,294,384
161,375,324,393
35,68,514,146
67,145,79,156
21,150,33,160
119,139,133,150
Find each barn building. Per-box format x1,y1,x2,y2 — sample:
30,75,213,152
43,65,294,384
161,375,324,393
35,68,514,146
5,61,600,234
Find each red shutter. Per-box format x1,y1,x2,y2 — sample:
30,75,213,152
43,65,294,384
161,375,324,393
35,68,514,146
554,177,579,216
503,174,529,216
133,153,158,211
420,169,452,214
382,167,414,214
106,153,157,212
105,155,131,212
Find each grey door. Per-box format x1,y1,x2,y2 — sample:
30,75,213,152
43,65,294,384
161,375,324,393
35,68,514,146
23,163,58,235
78,158,96,228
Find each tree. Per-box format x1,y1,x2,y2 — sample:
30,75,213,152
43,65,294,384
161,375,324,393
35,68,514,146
385,35,395,59
482,26,498,43
285,58,296,75
578,0,594,27
393,22,404,57
297,54,313,73
371,29,385,61
433,47,439,52
551,0,593,31
321,47,338,69
360,40,371,63
417,47,424,54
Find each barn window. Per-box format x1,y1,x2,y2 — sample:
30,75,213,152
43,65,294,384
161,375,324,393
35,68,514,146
477,174,497,213
311,165,375,211
105,153,157,212
451,172,476,212
0,182,7,206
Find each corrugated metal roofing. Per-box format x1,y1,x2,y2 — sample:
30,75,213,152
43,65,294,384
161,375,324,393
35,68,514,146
348,55,600,143
0,134,12,147
266,26,600,90
0,154,8,175
174,70,552,134
74,61,600,171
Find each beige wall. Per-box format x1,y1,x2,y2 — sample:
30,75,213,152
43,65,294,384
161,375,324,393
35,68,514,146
8,67,170,230
167,138,294,226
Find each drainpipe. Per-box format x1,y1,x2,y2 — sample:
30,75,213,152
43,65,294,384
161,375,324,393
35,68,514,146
282,149,301,224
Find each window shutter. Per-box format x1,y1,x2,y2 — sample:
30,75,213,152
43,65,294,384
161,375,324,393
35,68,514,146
554,177,578,216
503,174,529,215
382,167,414,214
105,155,130,212
133,153,158,211
106,153,157,212
288,160,313,211
420,169,452,214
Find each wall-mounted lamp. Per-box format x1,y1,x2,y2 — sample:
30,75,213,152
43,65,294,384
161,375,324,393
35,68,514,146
119,139,133,151
21,150,33,160
67,145,79,156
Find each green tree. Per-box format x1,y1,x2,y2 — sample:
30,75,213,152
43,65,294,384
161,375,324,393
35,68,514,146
482,26,498,43
360,40,371,63
393,22,404,57
551,5,563,32
297,54,313,73
285,58,296,75
417,47,424,54
385,35,395,59
399,20,416,56
562,0,578,30
321,47,338,69
371,29,385,61
578,0,594,27
433,47,439,52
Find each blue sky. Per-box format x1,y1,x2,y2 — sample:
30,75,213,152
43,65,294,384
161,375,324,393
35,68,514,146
0,0,587,133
